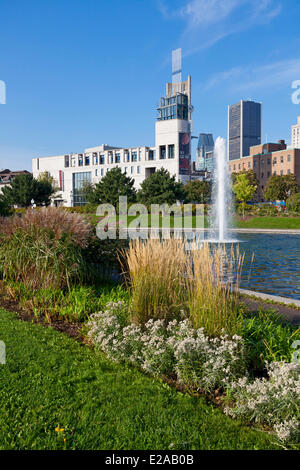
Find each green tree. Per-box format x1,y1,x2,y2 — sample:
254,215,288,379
0,198,11,216
286,192,300,213
184,180,211,204
233,173,257,219
264,174,299,201
231,169,258,187
0,173,55,207
137,168,185,206
83,167,136,207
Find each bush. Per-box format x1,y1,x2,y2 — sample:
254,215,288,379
87,303,247,392
0,208,93,290
286,193,300,214
63,205,98,214
225,362,300,443
242,310,300,370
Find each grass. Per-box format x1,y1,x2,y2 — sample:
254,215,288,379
0,308,279,450
235,216,300,229
3,281,129,322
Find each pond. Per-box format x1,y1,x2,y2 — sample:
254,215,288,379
233,233,300,300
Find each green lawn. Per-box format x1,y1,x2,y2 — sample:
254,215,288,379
235,217,300,229
0,309,279,450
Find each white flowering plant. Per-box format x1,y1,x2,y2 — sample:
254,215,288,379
225,361,300,443
87,302,246,391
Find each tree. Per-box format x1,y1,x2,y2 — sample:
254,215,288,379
264,174,299,201
0,173,56,207
184,180,211,204
233,173,257,219
83,167,136,207
0,198,11,217
286,192,300,213
231,169,258,187
137,168,185,206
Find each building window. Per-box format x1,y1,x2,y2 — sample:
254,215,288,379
238,164,241,170
116,153,121,163
137,166,140,174
78,155,83,167
281,156,284,163
101,169,104,177
267,171,270,178
131,166,134,174
248,162,251,168
159,146,166,159
85,155,90,166
288,169,291,174
261,159,264,166
93,154,98,165
253,161,256,169
148,150,155,161
124,167,127,174
267,158,271,165
132,152,137,162
95,169,98,177
100,155,105,165
261,172,264,179
273,158,277,165
168,145,175,159
72,172,92,206
64,155,70,168
110,154,114,164
288,155,291,162
273,171,276,176
233,164,236,171
280,170,283,176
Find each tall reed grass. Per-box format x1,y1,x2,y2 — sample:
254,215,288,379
120,239,187,324
121,238,244,336
186,243,244,337
0,208,93,290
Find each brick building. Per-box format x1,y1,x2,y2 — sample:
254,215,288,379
229,141,300,201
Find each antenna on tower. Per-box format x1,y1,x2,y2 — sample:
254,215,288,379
172,48,182,84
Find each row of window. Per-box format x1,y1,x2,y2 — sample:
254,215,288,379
159,145,175,159
231,154,292,172
64,151,148,168
94,166,141,177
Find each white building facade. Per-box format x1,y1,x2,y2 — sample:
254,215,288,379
32,64,193,206
291,116,300,149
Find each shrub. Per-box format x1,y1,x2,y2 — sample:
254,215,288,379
87,304,247,392
242,310,300,370
120,239,187,324
286,193,300,214
186,244,244,337
225,362,300,443
0,208,93,290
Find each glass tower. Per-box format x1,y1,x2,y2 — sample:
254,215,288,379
196,133,215,172
228,100,262,161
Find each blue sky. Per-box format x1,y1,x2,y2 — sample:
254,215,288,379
1,0,300,171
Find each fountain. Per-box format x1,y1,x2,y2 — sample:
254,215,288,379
211,137,233,243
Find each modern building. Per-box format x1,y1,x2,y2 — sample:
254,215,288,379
0,169,31,195
228,100,262,161
229,140,300,201
32,50,193,206
291,116,300,148
196,133,214,173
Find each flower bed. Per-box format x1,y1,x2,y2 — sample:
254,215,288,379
86,301,300,445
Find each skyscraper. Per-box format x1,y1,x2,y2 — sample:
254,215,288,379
196,133,214,172
228,100,262,161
